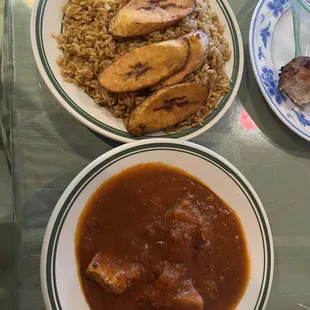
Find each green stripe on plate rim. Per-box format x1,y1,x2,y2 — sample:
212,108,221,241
46,143,272,310
35,0,240,139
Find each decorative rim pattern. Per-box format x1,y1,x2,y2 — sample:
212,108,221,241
31,0,244,143
249,0,310,142
41,140,274,310
298,0,310,12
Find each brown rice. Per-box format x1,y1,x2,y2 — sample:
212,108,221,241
53,0,231,133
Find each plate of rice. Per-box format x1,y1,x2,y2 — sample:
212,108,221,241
31,0,243,143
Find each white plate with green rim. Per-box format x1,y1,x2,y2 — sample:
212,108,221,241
41,138,274,310
30,0,244,143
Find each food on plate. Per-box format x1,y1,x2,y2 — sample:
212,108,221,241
76,162,250,310
108,0,195,37
279,56,310,105
98,38,190,92
153,31,210,90
141,262,204,309
54,0,231,135
127,83,209,135
169,196,204,225
174,279,204,310
86,253,143,294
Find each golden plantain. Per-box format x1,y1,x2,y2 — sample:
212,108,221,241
153,31,210,90
108,0,195,37
128,83,209,136
98,38,190,92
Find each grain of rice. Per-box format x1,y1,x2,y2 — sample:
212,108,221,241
54,0,231,133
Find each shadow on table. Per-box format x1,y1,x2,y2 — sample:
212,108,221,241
12,106,122,229
46,110,122,162
56,118,121,161
10,81,123,229
236,1,310,158
0,223,16,309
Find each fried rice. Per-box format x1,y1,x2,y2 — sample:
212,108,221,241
53,0,231,133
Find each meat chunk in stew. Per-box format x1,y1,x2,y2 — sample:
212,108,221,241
174,279,204,310
141,261,185,307
142,261,203,309
154,261,185,292
168,197,205,258
86,253,142,294
170,196,203,226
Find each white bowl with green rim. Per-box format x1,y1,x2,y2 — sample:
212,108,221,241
30,0,244,143
41,138,274,310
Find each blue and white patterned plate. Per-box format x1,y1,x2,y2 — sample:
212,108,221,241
250,0,310,141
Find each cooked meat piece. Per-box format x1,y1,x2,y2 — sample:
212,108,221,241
170,196,203,226
127,83,209,135
86,253,142,294
169,221,197,249
154,261,186,292
141,261,186,307
278,56,310,105
153,31,210,90
143,265,203,310
99,38,189,92
199,225,213,242
195,224,214,251
108,0,195,37
167,197,205,259
201,278,218,301
174,279,204,310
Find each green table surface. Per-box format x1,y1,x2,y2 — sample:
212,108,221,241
2,0,310,309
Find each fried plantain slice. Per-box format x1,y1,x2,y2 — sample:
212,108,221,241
108,0,195,37
153,31,209,90
98,38,189,92
127,83,209,136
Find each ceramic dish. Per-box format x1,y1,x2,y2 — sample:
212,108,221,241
41,139,274,310
250,0,310,142
30,0,243,143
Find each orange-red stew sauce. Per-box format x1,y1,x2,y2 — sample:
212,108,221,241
76,162,250,310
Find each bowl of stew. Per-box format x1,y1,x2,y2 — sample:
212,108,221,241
41,138,274,310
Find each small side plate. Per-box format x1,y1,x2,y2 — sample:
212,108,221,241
250,0,310,142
